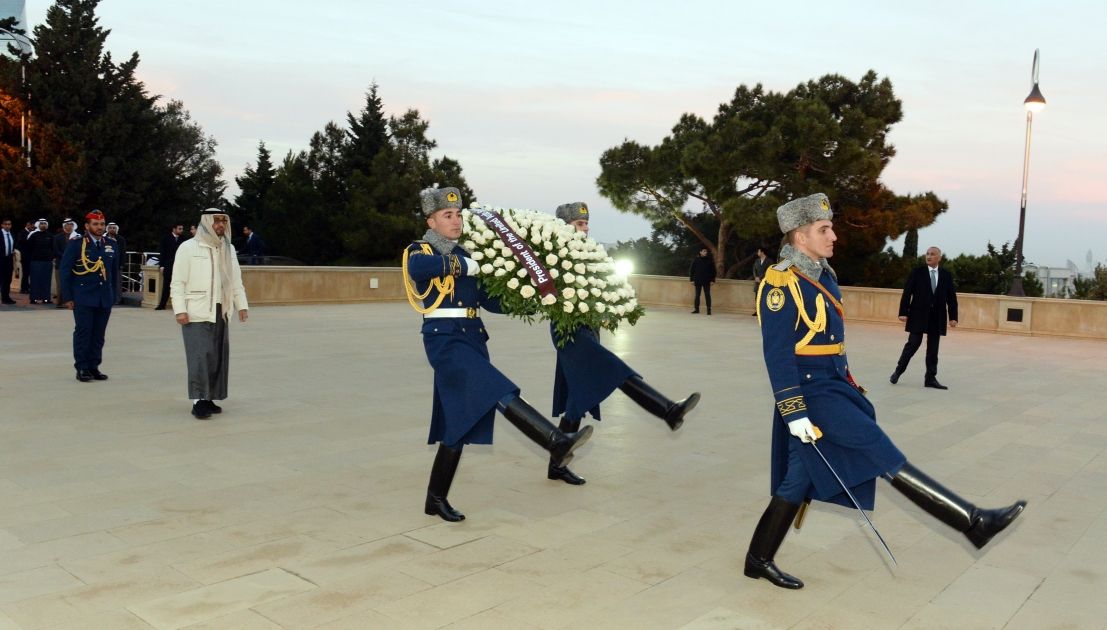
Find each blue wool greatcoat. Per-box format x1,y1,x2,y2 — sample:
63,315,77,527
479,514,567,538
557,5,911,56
405,241,518,447
759,262,905,510
551,325,637,421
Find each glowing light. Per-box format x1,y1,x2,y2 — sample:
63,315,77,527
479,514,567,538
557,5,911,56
614,259,634,278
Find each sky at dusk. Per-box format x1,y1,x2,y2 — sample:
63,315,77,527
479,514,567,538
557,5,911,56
14,1,1107,269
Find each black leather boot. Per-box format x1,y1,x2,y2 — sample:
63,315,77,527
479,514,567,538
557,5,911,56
500,397,593,468
425,444,465,522
618,375,700,431
744,496,804,589
548,418,586,485
888,462,1026,549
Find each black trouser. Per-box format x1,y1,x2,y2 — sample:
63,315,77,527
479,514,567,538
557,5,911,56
693,283,712,311
156,267,172,308
20,257,30,293
1,257,12,301
896,331,941,378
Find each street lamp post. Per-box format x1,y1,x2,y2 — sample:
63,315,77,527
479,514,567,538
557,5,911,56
1,25,35,168
1009,49,1046,297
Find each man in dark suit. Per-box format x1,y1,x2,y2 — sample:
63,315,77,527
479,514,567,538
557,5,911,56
242,225,265,264
155,223,184,310
891,246,958,389
751,247,773,316
689,248,716,314
106,222,126,304
60,210,120,382
1,218,16,304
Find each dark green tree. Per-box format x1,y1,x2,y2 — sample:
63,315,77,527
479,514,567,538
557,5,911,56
234,141,274,229
597,71,947,283
1071,264,1107,300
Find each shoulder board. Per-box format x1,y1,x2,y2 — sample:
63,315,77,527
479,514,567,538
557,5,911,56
763,262,795,288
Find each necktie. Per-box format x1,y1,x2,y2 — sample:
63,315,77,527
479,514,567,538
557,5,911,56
3,231,10,257
930,268,937,292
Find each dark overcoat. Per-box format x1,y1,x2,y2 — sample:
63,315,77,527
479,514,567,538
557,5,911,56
550,325,637,421
406,241,517,446
759,262,905,510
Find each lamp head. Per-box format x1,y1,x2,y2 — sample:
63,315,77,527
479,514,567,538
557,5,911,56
1024,83,1046,112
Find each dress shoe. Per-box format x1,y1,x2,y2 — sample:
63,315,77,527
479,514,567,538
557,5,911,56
889,370,902,385
89,368,109,381
924,379,948,390
548,464,586,485
707,308,712,315
191,401,212,420
75,369,93,382
201,400,222,414
691,309,700,314
154,306,166,310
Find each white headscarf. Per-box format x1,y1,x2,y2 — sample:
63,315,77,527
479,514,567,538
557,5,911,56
197,209,237,320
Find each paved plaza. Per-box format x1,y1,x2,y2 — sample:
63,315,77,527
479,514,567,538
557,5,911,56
1,302,1106,629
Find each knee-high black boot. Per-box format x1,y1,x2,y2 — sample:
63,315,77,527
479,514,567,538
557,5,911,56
548,417,586,485
500,397,593,468
744,496,804,589
888,462,1026,549
618,375,700,431
425,444,465,522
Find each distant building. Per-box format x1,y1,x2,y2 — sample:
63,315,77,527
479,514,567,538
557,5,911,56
0,0,32,54
1026,262,1079,298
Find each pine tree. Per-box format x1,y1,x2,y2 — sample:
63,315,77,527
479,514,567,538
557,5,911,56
234,141,274,228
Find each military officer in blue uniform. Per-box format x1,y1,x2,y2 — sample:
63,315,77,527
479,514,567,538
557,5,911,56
60,210,120,382
404,186,593,522
745,193,1026,590
543,202,701,485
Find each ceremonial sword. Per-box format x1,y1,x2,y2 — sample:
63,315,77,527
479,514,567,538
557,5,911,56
808,426,897,566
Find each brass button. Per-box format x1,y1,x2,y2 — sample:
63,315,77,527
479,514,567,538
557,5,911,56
458,300,463,305
805,374,811,379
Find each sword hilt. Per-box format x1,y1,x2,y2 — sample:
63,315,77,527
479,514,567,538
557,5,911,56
812,425,823,440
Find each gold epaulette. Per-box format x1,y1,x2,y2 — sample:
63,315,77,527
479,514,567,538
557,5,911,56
763,262,795,288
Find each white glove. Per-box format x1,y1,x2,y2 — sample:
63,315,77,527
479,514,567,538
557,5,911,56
463,258,479,276
788,417,819,443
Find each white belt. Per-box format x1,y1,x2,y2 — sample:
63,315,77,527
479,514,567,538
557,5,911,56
424,307,480,319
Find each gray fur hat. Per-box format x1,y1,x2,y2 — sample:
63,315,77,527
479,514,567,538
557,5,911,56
555,202,590,224
419,185,463,217
777,193,833,233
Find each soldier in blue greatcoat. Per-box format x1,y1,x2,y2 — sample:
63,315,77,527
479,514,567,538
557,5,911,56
60,210,120,382
404,186,593,522
745,193,1027,590
543,202,701,485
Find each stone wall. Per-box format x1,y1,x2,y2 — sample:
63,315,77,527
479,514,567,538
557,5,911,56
139,267,1107,340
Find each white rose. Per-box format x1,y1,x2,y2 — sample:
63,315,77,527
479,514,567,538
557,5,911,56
463,240,476,250
485,248,497,259
562,287,576,299
507,278,520,290
541,293,557,306
627,299,638,309
543,241,553,250
520,285,536,299
482,230,494,241
563,301,575,313
561,260,572,270
558,247,569,257
481,263,494,275
471,251,484,261
492,257,504,267
578,302,590,313
601,292,612,301
549,268,560,278
545,253,558,266
577,288,589,300
517,228,528,239
563,272,576,284
576,276,588,287
517,268,527,278
503,260,516,271
574,263,587,274
591,287,602,297
595,302,607,313
615,305,625,316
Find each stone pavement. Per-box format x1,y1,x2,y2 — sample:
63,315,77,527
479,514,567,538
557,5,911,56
1,302,1105,629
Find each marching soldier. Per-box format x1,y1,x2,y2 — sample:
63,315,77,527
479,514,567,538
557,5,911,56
745,193,1026,590
404,186,592,522
543,202,700,486
60,210,120,382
